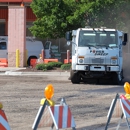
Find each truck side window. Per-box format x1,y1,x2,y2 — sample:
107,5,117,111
0,42,6,50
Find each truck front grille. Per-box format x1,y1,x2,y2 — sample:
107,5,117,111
92,58,104,64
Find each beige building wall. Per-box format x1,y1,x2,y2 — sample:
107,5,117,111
8,6,26,67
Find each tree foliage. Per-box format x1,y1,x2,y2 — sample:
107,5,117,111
89,0,130,31
30,0,130,39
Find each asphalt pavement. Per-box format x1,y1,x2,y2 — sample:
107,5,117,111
0,67,129,129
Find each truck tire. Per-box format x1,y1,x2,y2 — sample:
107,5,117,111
70,69,80,84
112,72,122,85
27,56,37,66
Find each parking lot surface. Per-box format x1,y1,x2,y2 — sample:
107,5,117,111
0,75,128,130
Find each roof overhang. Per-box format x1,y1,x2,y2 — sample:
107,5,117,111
0,0,32,2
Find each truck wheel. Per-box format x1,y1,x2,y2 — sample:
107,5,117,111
112,72,122,85
70,69,80,84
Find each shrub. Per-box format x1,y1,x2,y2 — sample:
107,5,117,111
44,64,53,70
48,62,63,68
35,62,70,71
35,64,53,70
61,64,71,70
35,64,44,70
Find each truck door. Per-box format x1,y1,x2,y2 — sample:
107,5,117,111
44,41,52,58
0,41,7,59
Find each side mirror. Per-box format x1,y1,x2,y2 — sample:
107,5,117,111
122,33,127,45
65,31,71,41
67,41,71,46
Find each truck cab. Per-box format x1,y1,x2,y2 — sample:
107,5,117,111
66,27,127,84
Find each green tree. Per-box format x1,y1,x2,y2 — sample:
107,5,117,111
30,0,81,38
30,0,96,38
30,0,130,39
88,0,130,32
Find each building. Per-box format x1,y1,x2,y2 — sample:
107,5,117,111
0,0,36,36
0,0,36,67
0,0,69,66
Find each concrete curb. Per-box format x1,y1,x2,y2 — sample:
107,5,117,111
3,71,70,76
0,67,70,76
0,67,26,71
2,71,70,81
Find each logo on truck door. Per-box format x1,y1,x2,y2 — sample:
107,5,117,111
90,50,108,56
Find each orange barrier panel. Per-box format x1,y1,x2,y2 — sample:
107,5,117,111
44,59,58,63
0,58,8,67
30,59,37,67
64,59,72,64
0,109,10,130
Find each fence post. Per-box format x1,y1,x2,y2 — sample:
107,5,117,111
41,49,45,61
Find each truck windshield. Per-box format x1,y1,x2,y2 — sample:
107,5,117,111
78,30,117,48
